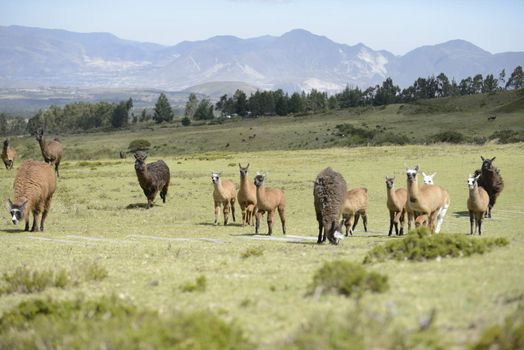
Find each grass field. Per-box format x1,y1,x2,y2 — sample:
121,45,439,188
0,140,523,348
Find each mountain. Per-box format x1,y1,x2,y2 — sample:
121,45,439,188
0,25,522,93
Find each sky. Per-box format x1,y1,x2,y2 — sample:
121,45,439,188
0,0,523,55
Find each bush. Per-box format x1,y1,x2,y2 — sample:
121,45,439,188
334,124,411,146
240,246,264,259
80,261,108,281
0,266,69,295
308,260,388,298
470,307,524,350
0,296,252,350
489,129,524,144
363,227,509,264
430,131,465,144
283,308,444,350
180,275,207,292
181,116,191,126
128,139,151,152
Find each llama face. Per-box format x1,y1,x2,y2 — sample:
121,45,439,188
467,175,480,190
134,152,147,172
3,139,8,148
481,156,496,171
422,172,436,185
6,200,25,225
211,172,221,184
385,176,395,189
406,166,419,183
254,174,265,187
35,129,44,142
239,163,250,177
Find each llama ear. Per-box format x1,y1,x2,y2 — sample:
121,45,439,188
238,163,241,168
415,165,419,171
481,156,485,161
5,199,12,211
432,172,437,177
491,157,496,162
246,163,250,168
422,172,427,177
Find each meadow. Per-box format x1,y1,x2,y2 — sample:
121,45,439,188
0,140,523,348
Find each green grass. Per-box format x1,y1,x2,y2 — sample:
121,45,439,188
0,91,523,348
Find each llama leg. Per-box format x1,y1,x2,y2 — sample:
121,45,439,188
266,210,275,235
316,212,324,244
31,211,40,232
388,211,394,236
362,212,368,232
24,219,29,231
160,184,168,203
223,201,230,225
240,203,247,227
469,211,474,235
399,209,405,235
347,216,354,236
278,205,286,235
230,198,236,222
478,215,483,235
394,211,402,235
55,163,60,178
255,209,264,234
214,201,221,225
352,213,360,233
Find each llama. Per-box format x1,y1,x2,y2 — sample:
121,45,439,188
406,165,450,233
467,174,490,235
385,176,409,236
313,167,347,244
254,173,285,235
340,188,368,236
2,139,16,170
422,172,436,185
134,151,170,209
237,163,257,226
211,171,237,225
35,128,64,177
7,160,57,231
475,156,504,218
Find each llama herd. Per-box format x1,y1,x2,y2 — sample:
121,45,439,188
2,131,505,241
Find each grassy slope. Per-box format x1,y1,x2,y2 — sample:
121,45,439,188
0,143,523,348
7,89,524,161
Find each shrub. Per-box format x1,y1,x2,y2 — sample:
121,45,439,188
283,308,444,350
80,261,108,281
180,275,207,292
489,129,524,144
430,131,465,144
0,296,252,350
363,227,509,264
240,246,264,259
0,266,69,295
470,307,524,350
181,116,191,126
128,139,151,152
308,260,388,298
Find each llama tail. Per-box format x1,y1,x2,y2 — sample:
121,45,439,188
435,199,450,233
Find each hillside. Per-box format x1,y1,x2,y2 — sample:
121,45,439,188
6,90,523,161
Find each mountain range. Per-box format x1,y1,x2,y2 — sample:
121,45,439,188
1,25,523,93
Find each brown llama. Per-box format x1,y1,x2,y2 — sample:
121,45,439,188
211,171,237,225
35,128,64,177
385,176,409,236
475,156,504,218
340,187,368,236
7,160,57,231
406,165,450,233
467,174,490,235
2,139,16,170
254,173,285,236
237,163,257,226
134,152,170,209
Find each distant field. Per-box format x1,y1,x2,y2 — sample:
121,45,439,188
4,89,523,161
0,143,523,348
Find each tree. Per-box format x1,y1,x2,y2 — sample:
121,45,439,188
436,73,451,97
193,99,214,120
498,69,506,90
0,113,7,136
374,78,400,105
482,74,498,93
506,66,524,90
184,93,198,118
154,93,174,123
288,92,304,114
233,90,248,117
111,100,131,128
459,77,473,95
472,74,484,94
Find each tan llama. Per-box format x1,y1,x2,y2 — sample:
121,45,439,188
340,187,368,236
254,173,286,235
237,163,257,226
467,174,489,235
385,176,409,236
211,171,237,225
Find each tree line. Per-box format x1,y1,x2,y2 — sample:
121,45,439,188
0,66,522,136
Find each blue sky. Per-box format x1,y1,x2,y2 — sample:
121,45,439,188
1,0,523,55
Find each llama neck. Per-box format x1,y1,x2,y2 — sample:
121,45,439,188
469,186,481,204
407,178,420,200
240,175,249,187
38,138,46,151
